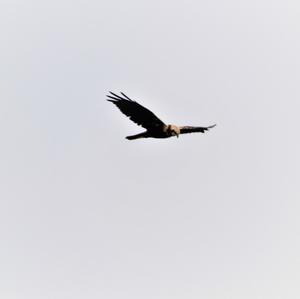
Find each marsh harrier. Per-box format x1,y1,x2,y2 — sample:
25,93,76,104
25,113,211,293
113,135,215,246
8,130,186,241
107,92,216,140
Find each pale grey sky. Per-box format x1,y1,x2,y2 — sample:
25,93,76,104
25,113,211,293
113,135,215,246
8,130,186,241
1,1,300,298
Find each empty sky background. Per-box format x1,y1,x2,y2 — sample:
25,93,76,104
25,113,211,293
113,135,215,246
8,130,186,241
1,1,300,298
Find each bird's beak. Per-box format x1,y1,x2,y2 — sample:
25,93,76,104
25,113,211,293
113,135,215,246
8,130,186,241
176,134,179,138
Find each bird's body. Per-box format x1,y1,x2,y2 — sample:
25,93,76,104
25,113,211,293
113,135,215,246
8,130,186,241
125,124,179,140
107,92,216,140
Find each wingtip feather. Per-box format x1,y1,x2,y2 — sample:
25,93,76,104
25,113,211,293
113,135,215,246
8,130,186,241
120,92,133,101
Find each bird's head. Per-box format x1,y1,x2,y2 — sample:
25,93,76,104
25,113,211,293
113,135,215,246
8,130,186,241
167,125,180,138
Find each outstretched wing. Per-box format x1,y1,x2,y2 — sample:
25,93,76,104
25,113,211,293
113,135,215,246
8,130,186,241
107,92,166,130
180,124,216,134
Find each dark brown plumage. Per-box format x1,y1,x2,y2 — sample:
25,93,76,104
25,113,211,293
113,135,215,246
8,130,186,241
107,92,216,140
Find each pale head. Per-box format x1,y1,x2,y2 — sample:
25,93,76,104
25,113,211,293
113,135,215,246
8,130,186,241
166,124,180,138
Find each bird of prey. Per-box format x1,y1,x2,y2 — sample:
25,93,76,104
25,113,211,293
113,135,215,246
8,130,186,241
107,91,216,140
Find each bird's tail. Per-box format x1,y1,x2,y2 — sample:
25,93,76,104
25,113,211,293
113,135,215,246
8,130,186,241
126,132,149,140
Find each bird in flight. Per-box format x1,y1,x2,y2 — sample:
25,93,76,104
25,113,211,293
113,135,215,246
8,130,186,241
107,91,216,140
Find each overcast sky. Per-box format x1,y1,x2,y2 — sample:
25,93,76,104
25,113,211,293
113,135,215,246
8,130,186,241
1,1,300,298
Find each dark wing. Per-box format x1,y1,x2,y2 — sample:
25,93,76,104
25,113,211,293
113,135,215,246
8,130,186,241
179,124,216,134
107,92,166,130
